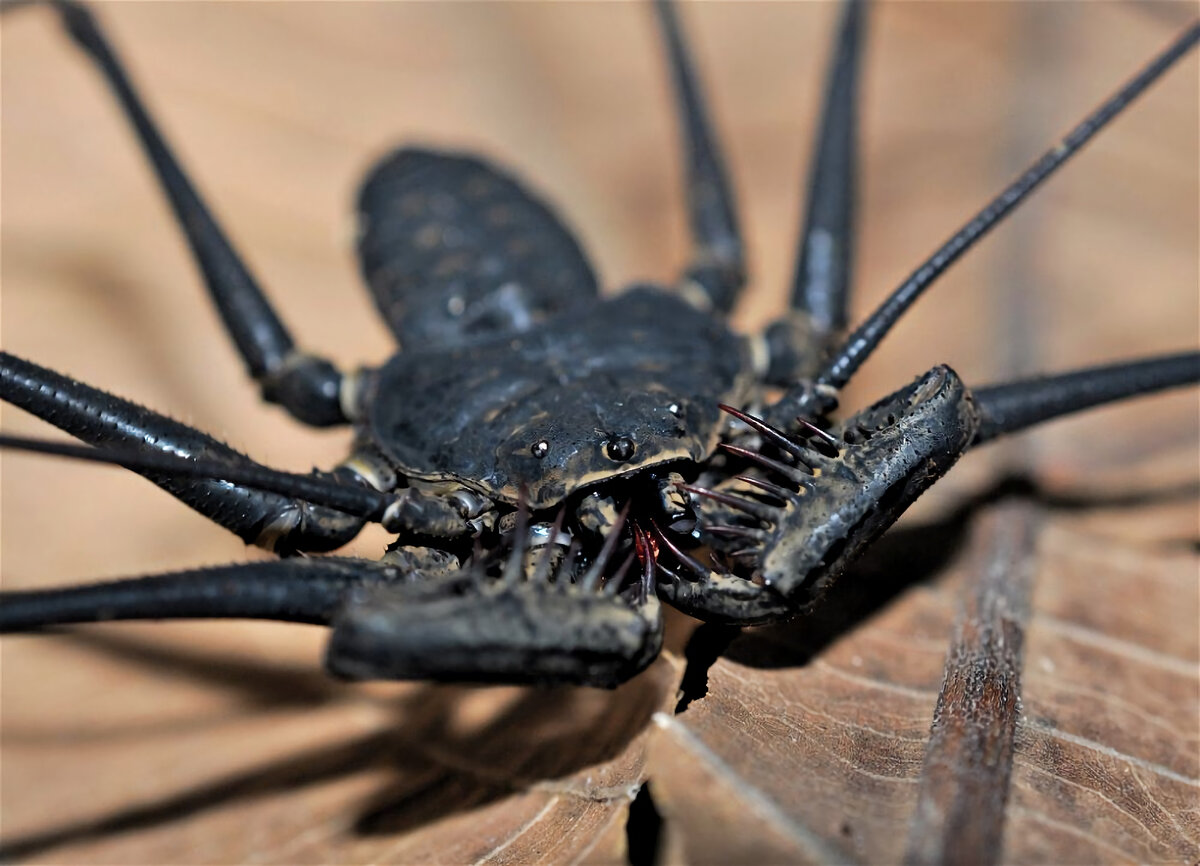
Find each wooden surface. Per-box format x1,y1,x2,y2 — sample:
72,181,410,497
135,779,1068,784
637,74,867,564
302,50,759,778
1,3,1197,863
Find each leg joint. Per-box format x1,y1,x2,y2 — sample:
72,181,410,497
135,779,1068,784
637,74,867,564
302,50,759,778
260,352,347,427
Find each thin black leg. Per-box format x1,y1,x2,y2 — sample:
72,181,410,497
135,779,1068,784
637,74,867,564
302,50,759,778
766,16,1200,424
0,432,393,519
0,558,399,631
43,0,346,426
971,352,1200,446
0,351,364,553
765,0,866,386
653,0,745,313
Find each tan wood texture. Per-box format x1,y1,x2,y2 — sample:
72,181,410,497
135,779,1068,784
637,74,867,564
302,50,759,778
2,3,1197,863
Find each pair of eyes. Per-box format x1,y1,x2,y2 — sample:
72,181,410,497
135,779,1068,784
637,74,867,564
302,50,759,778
524,404,687,462
529,436,635,462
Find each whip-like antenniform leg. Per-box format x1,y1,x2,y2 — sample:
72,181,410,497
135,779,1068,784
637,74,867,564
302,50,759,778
38,0,347,425
654,0,745,313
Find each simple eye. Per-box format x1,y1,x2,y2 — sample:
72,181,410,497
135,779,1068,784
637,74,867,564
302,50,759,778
606,436,635,462
530,440,549,459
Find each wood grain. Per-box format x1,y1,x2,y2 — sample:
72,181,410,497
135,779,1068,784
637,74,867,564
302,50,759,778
2,3,1197,863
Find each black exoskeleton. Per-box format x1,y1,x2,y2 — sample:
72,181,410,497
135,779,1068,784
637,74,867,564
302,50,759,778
1,0,1198,688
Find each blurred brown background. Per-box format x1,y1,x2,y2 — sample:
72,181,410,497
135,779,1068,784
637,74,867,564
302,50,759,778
1,2,1197,863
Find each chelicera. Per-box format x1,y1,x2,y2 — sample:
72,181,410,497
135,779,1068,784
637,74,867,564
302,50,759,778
1,0,1197,695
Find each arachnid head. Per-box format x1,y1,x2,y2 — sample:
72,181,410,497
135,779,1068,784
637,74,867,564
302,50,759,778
368,287,752,513
663,366,979,625
480,287,752,510
492,388,716,509
325,580,662,688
